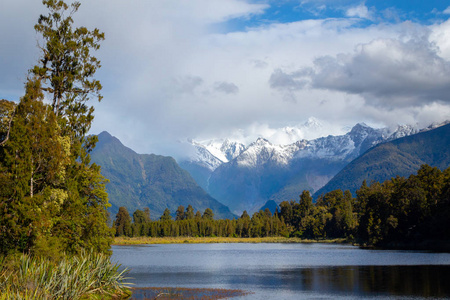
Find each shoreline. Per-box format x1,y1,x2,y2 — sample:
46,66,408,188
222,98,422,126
112,236,350,245
129,287,251,299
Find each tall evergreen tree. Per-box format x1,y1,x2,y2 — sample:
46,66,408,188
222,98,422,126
161,208,172,221
202,208,214,220
114,207,132,237
0,0,111,256
185,205,195,220
176,205,186,221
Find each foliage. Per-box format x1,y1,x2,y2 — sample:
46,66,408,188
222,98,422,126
0,99,16,146
114,205,287,239
0,251,130,299
32,0,104,118
113,164,450,251
355,164,450,248
316,123,450,197
114,207,132,237
0,0,111,257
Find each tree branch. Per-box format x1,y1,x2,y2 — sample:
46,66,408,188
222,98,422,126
0,110,15,147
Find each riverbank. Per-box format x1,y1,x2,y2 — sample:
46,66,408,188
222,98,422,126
113,236,349,245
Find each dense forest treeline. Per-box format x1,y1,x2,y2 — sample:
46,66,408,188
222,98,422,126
114,164,450,250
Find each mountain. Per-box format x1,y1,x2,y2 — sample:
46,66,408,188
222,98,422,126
90,132,236,220
259,200,279,214
179,139,246,192
206,124,389,213
315,123,450,197
179,122,442,215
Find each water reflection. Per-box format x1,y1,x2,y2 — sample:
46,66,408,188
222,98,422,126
112,244,450,299
129,264,450,298
274,265,450,297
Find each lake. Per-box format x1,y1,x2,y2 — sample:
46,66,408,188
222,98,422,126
111,243,450,299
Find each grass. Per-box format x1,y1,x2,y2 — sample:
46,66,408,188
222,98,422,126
0,251,132,300
113,236,348,245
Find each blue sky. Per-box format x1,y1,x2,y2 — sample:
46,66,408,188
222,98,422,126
224,0,450,31
1,0,450,156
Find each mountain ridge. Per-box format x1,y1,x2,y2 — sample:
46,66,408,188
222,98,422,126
180,121,448,214
91,131,236,220
315,123,450,197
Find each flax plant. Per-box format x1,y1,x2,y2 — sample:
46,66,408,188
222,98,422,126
0,251,131,299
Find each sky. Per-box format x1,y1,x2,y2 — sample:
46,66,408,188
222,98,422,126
1,0,450,158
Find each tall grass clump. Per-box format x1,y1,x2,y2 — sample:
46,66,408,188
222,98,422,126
0,251,131,299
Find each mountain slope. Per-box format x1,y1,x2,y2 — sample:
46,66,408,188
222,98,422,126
201,124,395,214
180,122,443,215
315,123,450,197
91,132,236,219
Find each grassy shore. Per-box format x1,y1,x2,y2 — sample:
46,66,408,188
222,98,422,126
0,251,131,299
113,236,349,245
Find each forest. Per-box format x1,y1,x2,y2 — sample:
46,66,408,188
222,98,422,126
114,164,450,250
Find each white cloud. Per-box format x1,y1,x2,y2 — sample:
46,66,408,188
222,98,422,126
346,3,371,19
443,6,450,15
430,19,450,60
1,1,450,156
73,11,450,154
270,22,450,109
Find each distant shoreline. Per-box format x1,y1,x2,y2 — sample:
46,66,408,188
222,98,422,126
112,236,349,245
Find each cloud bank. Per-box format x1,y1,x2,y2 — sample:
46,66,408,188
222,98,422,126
1,1,450,156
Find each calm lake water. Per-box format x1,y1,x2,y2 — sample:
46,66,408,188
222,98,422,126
111,243,450,299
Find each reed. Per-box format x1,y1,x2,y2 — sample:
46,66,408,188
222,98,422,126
113,236,348,245
0,251,131,300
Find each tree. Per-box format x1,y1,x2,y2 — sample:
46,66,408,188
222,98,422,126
202,208,214,220
114,207,132,237
237,211,250,237
0,78,73,255
32,0,104,118
0,100,15,146
176,205,185,221
279,201,293,226
160,208,172,221
185,205,195,220
133,209,148,225
299,190,313,218
132,209,150,236
0,0,111,256
143,207,151,222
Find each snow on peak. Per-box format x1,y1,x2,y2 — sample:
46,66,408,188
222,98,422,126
220,139,246,161
187,138,246,168
185,120,449,171
303,116,323,130
236,137,305,167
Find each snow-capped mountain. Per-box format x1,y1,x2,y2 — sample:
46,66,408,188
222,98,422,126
187,140,225,171
178,139,246,192
179,121,448,215
235,138,306,167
